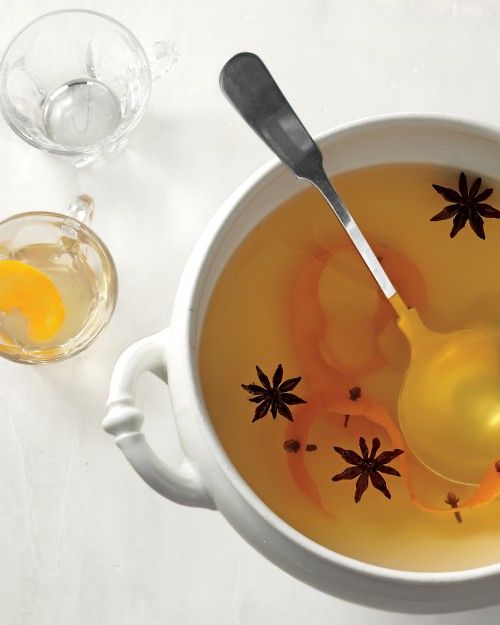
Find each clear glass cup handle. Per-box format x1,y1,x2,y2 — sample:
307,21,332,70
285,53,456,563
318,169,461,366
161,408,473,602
66,194,94,225
61,194,94,244
147,40,179,84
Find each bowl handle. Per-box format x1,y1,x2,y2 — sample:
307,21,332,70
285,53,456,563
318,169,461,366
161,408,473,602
103,330,215,509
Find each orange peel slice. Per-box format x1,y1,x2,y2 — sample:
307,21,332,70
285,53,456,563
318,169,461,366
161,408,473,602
0,259,65,343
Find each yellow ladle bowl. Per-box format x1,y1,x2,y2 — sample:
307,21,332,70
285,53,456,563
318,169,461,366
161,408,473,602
394,295,500,484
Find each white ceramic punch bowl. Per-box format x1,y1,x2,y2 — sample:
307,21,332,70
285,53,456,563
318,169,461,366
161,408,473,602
104,114,500,614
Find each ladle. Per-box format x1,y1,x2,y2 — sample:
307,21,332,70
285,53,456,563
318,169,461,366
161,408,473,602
220,52,500,485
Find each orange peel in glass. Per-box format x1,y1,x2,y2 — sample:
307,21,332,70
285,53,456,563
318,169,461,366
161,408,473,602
0,259,65,344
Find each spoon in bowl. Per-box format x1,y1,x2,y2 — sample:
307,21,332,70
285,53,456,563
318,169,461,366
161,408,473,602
220,52,500,485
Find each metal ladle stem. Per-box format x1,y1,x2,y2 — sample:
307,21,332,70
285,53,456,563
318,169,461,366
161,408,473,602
220,52,401,309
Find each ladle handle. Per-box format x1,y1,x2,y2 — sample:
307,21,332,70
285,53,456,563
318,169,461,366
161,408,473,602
220,52,400,303
310,170,396,299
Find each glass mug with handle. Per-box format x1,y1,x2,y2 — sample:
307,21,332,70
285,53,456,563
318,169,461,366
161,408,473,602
0,196,117,363
0,10,177,166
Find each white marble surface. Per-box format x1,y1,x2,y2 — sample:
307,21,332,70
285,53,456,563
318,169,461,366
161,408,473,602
1,0,500,623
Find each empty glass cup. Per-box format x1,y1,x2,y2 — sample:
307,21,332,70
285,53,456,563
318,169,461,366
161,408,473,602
0,10,177,166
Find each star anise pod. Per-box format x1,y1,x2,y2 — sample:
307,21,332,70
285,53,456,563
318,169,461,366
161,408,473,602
332,437,404,503
431,172,500,239
242,364,306,422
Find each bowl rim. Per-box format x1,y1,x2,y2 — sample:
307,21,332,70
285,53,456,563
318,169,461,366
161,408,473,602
174,111,500,585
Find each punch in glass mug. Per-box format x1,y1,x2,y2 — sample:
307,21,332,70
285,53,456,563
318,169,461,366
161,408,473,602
0,10,178,166
0,195,117,363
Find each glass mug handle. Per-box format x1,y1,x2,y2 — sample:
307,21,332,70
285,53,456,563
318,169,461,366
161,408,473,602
146,40,179,84
61,194,95,244
66,194,94,225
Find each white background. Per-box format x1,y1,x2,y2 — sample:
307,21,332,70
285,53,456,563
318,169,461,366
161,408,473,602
1,1,500,623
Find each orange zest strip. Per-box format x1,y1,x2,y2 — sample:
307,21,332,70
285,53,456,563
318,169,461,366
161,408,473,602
284,401,326,512
284,249,338,512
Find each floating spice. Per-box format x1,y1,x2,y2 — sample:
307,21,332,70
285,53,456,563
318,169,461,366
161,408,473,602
349,386,362,401
284,439,300,453
344,386,362,428
242,364,306,422
444,492,463,524
431,172,500,239
306,444,318,452
332,437,404,503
